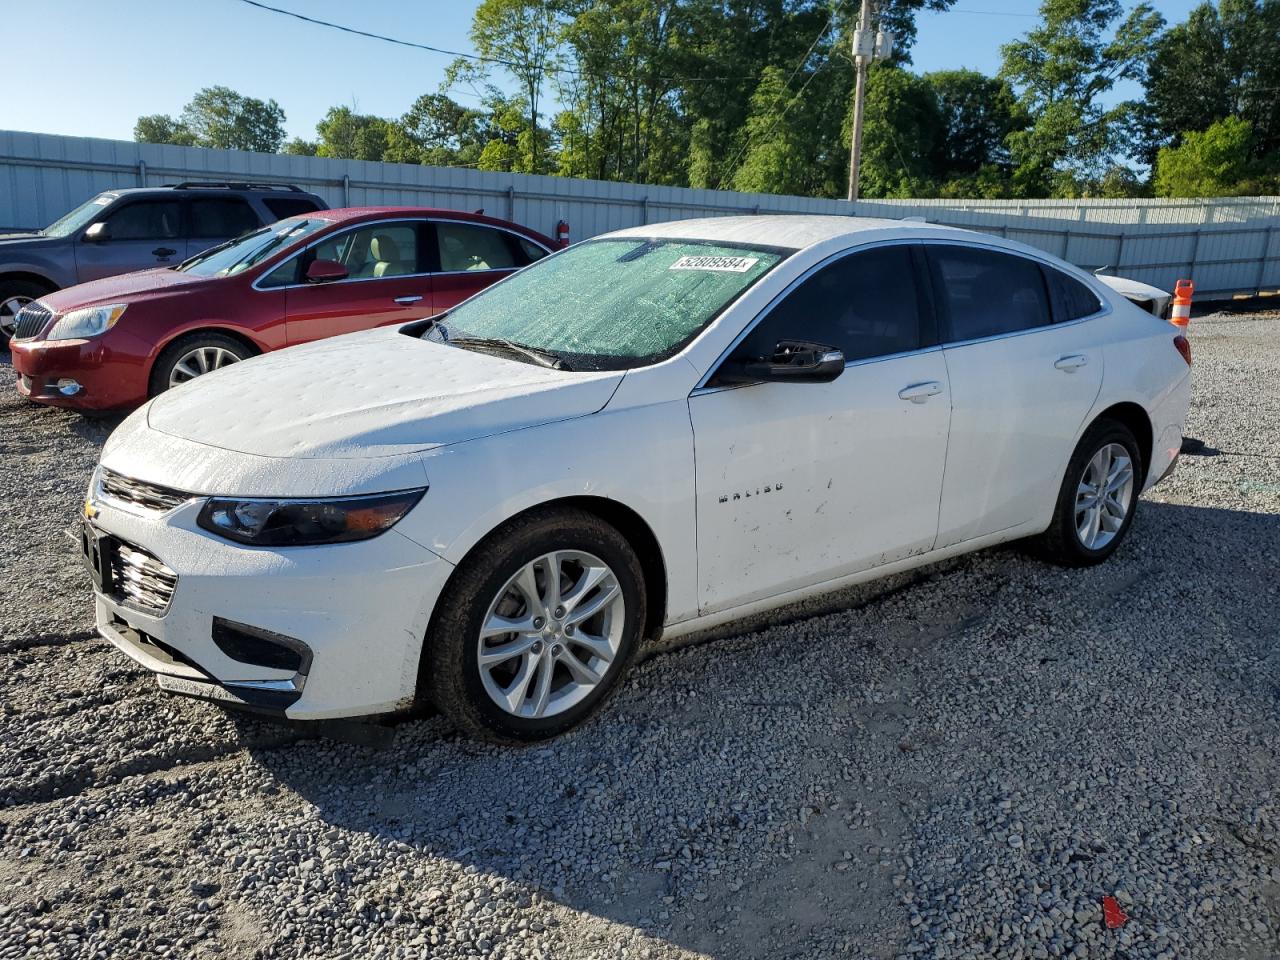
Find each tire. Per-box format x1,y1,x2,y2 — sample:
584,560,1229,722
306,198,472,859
1032,418,1143,567
423,507,647,743
149,332,252,397
0,278,51,350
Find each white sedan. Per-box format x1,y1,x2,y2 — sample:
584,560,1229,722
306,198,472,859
83,216,1192,742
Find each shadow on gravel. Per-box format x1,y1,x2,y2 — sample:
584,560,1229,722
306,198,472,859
246,499,1280,959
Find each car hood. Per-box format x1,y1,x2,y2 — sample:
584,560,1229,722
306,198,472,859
42,267,215,312
146,326,625,459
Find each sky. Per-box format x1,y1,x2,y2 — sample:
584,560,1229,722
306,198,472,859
3,0,1203,145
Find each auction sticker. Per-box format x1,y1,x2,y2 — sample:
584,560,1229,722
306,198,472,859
669,255,759,272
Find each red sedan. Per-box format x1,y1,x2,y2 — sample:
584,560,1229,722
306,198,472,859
10,207,553,411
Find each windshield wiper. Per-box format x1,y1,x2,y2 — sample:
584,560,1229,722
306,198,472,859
432,321,568,371
445,334,571,370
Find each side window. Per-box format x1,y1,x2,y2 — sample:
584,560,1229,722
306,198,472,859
1044,266,1103,323
101,200,181,240
436,222,521,272
732,245,924,365
189,198,261,239
927,245,1051,341
263,197,323,220
517,236,550,265
309,223,419,279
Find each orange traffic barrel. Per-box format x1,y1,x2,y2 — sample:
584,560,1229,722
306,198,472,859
1170,279,1193,329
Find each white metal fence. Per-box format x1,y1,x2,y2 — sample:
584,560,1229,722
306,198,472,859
3,129,1278,298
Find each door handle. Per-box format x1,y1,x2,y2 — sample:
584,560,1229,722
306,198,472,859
152,247,177,258
1054,354,1088,372
898,381,943,403
393,295,424,305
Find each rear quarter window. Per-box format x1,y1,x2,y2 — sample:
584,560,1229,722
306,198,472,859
263,197,324,220
1044,266,1104,323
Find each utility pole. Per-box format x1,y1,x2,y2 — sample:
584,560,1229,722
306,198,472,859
847,0,892,202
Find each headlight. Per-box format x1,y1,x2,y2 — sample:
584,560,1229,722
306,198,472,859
46,303,128,341
197,489,426,546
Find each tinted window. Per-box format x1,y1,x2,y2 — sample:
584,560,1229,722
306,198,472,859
1044,266,1103,322
258,254,301,288
436,222,521,271
928,245,1051,341
103,200,181,240
310,223,419,278
189,198,261,239
732,245,923,365
517,235,550,265
264,196,323,220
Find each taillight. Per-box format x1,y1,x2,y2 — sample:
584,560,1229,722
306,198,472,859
1173,335,1191,366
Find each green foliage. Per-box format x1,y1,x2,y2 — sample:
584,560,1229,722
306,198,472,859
179,86,287,152
1000,0,1164,195
129,2,1279,201
134,114,195,147
1143,0,1280,165
1153,116,1266,196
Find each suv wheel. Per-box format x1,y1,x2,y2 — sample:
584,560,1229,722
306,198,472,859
0,279,49,349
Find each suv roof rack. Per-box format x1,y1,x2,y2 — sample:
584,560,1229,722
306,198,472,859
167,181,305,193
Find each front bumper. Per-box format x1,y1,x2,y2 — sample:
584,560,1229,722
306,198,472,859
11,333,151,410
86,491,453,720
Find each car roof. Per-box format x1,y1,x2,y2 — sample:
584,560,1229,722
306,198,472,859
104,184,317,198
607,214,975,251
303,206,555,245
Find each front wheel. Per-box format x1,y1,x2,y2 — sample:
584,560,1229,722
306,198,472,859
423,508,646,743
149,333,251,397
1033,419,1142,566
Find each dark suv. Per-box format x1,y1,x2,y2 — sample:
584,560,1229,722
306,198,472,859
0,182,327,345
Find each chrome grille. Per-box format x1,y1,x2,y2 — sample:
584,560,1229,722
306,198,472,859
99,468,190,513
110,541,178,613
13,302,53,341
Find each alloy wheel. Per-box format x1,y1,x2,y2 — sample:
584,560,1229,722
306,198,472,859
168,346,241,388
1075,442,1135,550
0,295,32,338
477,550,625,720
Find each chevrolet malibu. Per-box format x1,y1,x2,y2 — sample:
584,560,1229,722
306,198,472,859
82,216,1191,742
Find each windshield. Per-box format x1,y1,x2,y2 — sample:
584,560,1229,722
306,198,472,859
177,217,330,278
432,238,788,370
42,194,116,238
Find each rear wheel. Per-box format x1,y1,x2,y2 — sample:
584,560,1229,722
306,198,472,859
424,508,646,743
1033,419,1142,566
0,278,50,349
149,333,252,397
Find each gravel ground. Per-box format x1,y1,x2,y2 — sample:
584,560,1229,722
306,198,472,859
1,308,1277,960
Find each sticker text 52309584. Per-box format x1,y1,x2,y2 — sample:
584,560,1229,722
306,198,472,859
668,255,760,273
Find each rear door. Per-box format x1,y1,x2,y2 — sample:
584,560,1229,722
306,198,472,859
283,220,433,345
186,197,262,259
927,243,1105,549
75,198,184,282
428,220,550,313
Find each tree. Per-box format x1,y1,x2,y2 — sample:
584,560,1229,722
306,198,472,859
281,137,318,156
178,86,286,152
1153,116,1260,196
314,107,392,161
924,70,1025,177
1143,0,1280,165
133,114,195,147
469,0,562,171
856,65,944,198
1000,0,1164,196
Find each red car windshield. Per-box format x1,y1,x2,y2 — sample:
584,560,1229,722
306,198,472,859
178,218,329,278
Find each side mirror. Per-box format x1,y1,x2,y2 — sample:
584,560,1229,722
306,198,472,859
717,339,845,385
305,258,348,284
84,222,110,243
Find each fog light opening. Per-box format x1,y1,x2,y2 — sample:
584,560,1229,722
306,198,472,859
55,378,82,396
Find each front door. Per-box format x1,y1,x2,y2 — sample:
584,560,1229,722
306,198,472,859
689,244,951,614
924,243,1105,548
76,198,184,282
284,221,433,344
